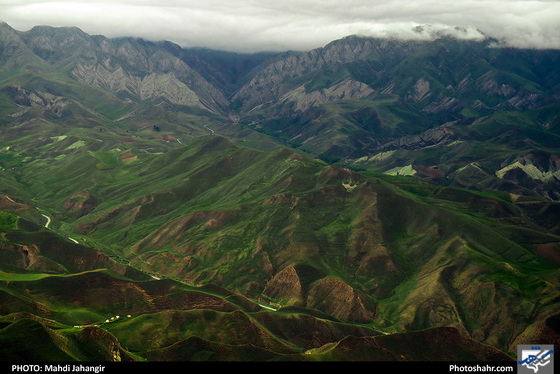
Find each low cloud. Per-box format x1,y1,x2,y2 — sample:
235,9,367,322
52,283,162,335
1,0,559,52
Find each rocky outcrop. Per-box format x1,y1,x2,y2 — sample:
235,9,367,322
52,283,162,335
1,24,230,114
279,79,374,112
0,194,33,215
77,326,131,361
63,191,100,219
477,71,545,110
370,125,457,152
478,71,516,97
263,266,304,306
496,157,560,183
407,78,432,103
71,58,229,113
4,85,70,117
73,64,208,109
306,277,376,323
0,22,30,67
422,94,463,114
231,36,415,111
496,152,560,200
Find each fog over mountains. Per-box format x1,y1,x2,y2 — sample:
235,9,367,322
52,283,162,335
0,22,559,362
2,0,560,52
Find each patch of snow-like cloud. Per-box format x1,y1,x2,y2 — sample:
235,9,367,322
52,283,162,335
0,0,558,52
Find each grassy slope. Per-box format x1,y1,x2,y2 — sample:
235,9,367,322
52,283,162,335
0,39,559,361
1,127,558,359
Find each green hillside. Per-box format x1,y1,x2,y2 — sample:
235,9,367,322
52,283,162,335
0,23,559,362
1,133,558,361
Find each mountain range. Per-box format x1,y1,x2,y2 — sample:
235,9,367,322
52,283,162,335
0,22,559,362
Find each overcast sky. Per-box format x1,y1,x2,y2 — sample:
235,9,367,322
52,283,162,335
1,0,559,52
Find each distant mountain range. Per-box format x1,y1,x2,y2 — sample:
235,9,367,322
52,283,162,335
0,22,559,362
3,21,558,200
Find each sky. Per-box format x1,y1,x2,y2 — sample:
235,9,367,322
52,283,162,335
1,0,559,53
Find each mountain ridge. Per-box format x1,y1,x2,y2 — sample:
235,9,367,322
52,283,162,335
1,22,559,362
1,133,558,360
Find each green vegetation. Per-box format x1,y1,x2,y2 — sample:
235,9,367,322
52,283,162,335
1,132,557,360
0,24,558,361
0,211,18,231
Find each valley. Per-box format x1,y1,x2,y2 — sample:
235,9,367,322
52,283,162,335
0,22,559,362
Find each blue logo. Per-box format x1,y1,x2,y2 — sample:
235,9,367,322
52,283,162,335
518,345,554,374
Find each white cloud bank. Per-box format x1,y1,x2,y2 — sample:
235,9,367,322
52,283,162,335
0,0,559,52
